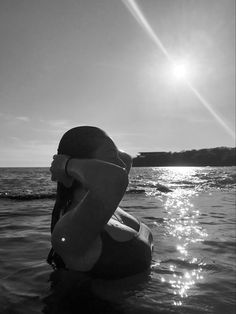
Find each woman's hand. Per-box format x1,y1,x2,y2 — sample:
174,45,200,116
50,154,74,187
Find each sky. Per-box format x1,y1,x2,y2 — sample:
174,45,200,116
0,0,235,166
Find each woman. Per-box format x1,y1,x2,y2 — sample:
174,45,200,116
48,126,153,279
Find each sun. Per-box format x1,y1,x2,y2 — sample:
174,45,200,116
171,61,190,81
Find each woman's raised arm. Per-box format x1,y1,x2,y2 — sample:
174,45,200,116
51,155,128,213
67,157,128,212
50,155,128,260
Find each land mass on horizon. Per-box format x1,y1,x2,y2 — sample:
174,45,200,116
132,147,236,167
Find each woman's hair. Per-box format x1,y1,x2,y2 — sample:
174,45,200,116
57,126,109,158
51,126,112,232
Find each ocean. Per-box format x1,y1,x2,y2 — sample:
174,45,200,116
0,167,235,314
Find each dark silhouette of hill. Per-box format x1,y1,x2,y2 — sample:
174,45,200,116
132,147,236,167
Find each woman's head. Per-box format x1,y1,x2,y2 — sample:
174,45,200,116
52,126,115,230
51,126,128,230
58,126,115,159
57,126,125,167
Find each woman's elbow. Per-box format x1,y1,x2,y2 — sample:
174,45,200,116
115,166,129,193
118,151,132,173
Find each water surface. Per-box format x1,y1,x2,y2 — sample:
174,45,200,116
0,167,235,313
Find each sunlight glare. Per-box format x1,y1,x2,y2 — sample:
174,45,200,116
122,0,235,139
172,62,190,81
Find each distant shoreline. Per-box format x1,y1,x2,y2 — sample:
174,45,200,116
132,147,236,167
0,147,235,168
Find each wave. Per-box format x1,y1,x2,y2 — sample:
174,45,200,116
0,192,56,201
126,189,146,194
0,189,147,200
158,258,221,272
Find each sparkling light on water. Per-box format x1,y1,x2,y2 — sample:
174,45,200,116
162,187,208,305
145,167,209,306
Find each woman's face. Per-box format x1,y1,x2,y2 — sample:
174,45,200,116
94,137,125,168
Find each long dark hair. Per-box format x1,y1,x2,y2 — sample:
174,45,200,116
50,126,111,232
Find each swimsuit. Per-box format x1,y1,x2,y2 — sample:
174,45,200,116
91,222,153,279
47,222,153,279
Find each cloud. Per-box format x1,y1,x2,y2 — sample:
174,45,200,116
40,119,70,127
36,118,80,136
0,112,30,122
15,116,30,122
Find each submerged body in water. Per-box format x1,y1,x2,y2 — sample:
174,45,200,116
0,166,235,313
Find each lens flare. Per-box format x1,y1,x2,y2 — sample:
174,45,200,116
121,0,235,140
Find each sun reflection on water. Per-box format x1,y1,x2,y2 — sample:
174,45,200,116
156,168,208,306
168,166,197,175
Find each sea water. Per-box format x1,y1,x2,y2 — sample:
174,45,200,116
0,167,235,314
